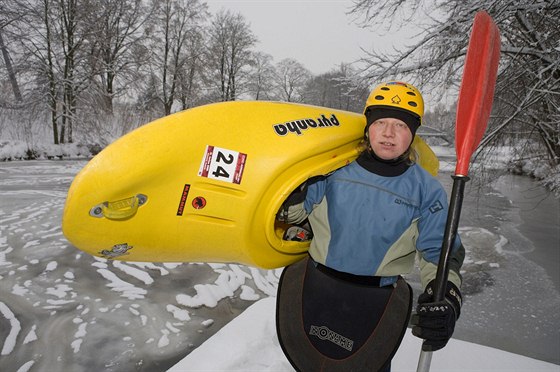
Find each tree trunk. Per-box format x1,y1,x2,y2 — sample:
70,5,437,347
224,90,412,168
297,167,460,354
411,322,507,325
0,30,22,102
43,0,59,145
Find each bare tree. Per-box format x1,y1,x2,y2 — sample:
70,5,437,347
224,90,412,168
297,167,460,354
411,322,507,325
12,0,96,144
0,29,22,102
176,28,206,110
304,63,370,112
0,1,25,104
8,0,64,144
89,0,149,114
350,0,560,167
205,9,257,101
246,51,275,100
274,58,311,103
58,0,84,143
145,0,208,115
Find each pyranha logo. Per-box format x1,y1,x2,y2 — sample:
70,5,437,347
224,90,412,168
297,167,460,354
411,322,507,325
273,114,340,136
309,325,354,351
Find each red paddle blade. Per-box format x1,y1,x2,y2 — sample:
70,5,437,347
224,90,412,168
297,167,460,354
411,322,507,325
455,11,501,176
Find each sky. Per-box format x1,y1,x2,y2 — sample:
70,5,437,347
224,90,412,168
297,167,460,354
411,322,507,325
205,0,413,75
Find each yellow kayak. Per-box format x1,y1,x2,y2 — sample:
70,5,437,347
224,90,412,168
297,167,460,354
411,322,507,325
62,101,438,268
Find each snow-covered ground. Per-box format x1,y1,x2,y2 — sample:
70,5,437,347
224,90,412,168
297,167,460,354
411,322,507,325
0,147,558,372
170,296,559,371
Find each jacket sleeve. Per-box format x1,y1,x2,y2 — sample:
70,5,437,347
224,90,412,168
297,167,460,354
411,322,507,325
416,181,465,289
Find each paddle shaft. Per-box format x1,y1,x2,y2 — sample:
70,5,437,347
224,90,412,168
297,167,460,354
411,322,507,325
432,175,468,300
416,10,500,372
416,176,468,372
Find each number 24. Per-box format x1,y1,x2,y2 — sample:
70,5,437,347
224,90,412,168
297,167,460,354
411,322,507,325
212,151,234,179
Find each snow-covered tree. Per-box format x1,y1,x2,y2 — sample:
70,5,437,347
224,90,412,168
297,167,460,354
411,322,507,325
205,9,257,102
10,0,97,144
350,0,560,167
143,0,208,115
273,58,311,103
88,0,149,114
246,51,275,101
304,63,370,113
0,29,22,103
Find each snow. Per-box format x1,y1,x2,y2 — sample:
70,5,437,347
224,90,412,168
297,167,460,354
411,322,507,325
169,297,559,372
0,140,92,161
0,301,21,355
95,267,148,300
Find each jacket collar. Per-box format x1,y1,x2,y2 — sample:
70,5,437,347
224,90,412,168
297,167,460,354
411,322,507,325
356,150,410,177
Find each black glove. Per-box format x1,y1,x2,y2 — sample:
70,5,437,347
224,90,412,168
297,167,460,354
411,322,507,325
284,183,309,207
411,280,462,352
276,183,308,222
276,176,324,222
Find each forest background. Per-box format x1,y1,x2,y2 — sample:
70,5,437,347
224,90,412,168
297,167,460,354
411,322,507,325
0,0,558,193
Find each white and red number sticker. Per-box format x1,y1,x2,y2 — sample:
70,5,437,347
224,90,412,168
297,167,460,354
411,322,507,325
198,145,247,184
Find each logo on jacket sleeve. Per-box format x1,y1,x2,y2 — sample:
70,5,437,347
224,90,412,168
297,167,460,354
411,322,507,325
394,198,417,208
429,201,444,214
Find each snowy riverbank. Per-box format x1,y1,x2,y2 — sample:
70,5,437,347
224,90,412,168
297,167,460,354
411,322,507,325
1,140,559,196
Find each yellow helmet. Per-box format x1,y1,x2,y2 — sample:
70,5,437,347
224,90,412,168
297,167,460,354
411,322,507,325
364,81,424,118
364,81,424,135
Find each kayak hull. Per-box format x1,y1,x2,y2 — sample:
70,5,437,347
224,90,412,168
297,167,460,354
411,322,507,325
62,101,438,268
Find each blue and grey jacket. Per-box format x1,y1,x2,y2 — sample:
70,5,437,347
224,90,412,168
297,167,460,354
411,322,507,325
284,153,464,289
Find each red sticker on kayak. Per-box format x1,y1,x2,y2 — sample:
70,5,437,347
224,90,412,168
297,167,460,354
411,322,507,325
176,184,191,216
192,196,207,209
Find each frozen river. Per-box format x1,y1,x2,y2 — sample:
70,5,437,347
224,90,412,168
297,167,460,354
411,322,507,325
436,168,560,365
0,160,558,371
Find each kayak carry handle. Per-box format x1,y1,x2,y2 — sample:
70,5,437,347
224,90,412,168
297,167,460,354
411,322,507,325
89,194,148,220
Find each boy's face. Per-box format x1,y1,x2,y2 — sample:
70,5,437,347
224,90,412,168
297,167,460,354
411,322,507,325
368,118,413,160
